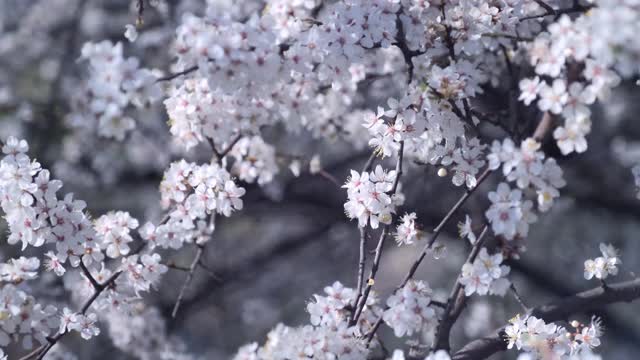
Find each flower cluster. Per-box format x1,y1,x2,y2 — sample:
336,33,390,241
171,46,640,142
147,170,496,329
395,212,420,246
382,280,438,338
0,137,175,356
520,2,640,155
365,98,424,158
488,138,566,212
101,306,192,360
428,61,485,100
0,137,100,270
68,41,161,140
485,182,537,241
0,256,39,283
164,79,251,152
151,160,246,248
447,137,487,189
234,282,376,360
460,248,510,297
0,284,58,349
343,165,402,229
59,309,100,340
505,315,602,358
584,243,621,281
229,136,279,186
120,254,168,296
234,323,369,360
94,211,140,259
307,281,381,336
363,94,487,190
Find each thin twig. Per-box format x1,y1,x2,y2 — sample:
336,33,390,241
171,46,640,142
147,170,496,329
351,141,405,325
167,261,220,282
510,283,529,311
196,260,222,282
434,225,490,351
481,32,534,42
79,260,100,290
350,149,381,321
352,226,368,323
171,244,206,318
155,65,199,82
318,170,341,188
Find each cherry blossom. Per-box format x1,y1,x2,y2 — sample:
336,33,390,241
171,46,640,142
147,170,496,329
68,313,100,340
0,256,40,283
343,165,401,229
382,280,438,338
505,314,603,359
458,215,476,244
229,136,279,186
395,212,419,246
124,24,138,42
460,248,511,297
584,243,621,281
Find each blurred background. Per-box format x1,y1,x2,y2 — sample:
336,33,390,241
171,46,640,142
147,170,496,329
1,0,640,359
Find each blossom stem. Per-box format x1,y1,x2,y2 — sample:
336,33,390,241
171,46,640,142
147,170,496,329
171,244,206,318
351,141,405,325
318,170,341,188
352,225,368,324
350,149,379,322
155,65,199,82
434,224,490,351
510,282,529,311
79,260,101,290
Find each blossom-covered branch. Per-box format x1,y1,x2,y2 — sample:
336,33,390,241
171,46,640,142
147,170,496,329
452,278,640,360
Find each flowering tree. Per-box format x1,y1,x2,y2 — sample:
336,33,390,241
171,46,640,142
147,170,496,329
1,0,640,359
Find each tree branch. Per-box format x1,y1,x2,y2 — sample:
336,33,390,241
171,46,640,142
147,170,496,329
25,268,124,360
365,168,493,343
452,278,640,360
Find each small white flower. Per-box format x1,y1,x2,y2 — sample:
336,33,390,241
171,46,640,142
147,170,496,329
309,154,322,174
458,215,476,244
395,212,419,246
518,77,542,106
124,24,138,42
584,243,621,280
538,79,567,115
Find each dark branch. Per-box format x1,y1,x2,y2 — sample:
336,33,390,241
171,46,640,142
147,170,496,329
452,278,640,360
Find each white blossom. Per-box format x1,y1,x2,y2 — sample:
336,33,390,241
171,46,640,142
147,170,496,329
382,280,437,338
584,243,621,280
124,24,138,42
395,212,419,246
